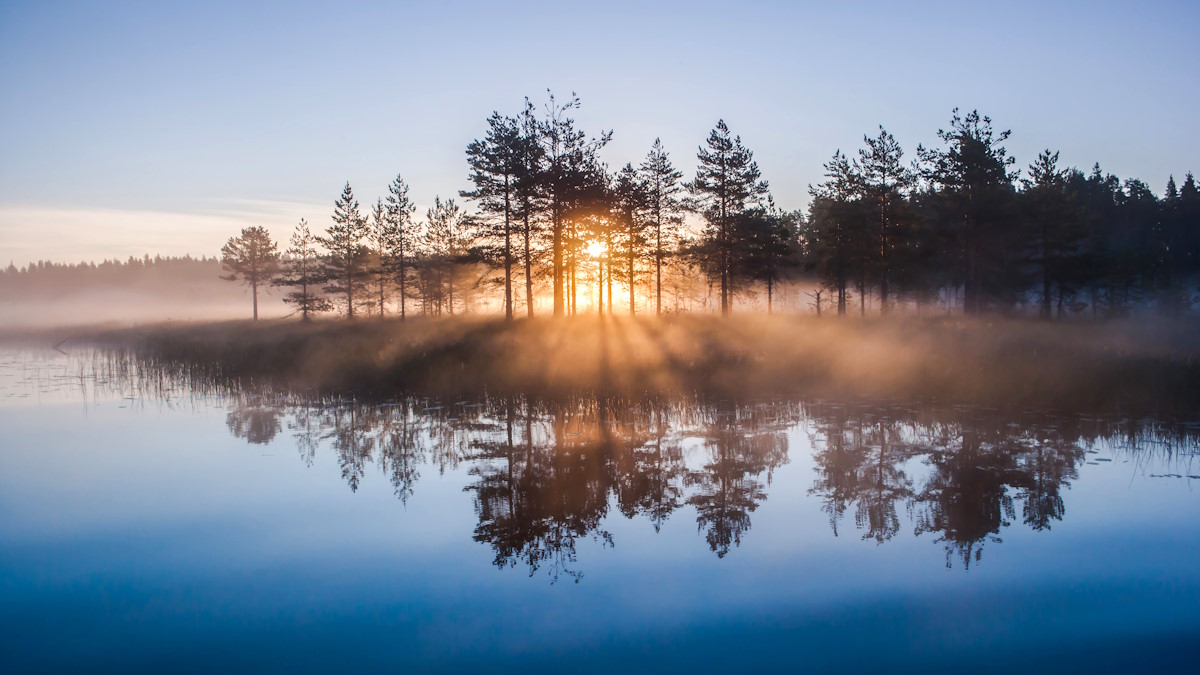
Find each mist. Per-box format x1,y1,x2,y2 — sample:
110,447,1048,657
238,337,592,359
69,314,1199,418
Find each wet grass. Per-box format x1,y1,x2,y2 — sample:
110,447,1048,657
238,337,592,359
54,313,1200,415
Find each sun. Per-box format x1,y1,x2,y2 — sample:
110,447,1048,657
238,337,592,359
585,240,607,258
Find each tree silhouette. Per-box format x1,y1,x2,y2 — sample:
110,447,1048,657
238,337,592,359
538,92,611,317
640,138,685,316
514,99,545,317
917,109,1018,315
688,120,770,315
319,182,370,319
1020,150,1085,318
463,112,521,320
737,205,801,313
612,163,649,314
421,196,467,315
805,151,868,316
366,197,398,318
855,126,914,313
385,174,417,320
275,218,331,320
220,225,279,320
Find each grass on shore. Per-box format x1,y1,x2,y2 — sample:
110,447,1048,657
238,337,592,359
59,313,1200,414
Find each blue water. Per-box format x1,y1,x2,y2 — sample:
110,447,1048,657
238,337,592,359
1,349,1198,672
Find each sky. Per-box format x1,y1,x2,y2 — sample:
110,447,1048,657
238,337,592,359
1,0,1197,267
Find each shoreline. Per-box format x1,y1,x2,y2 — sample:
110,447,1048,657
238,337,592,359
11,314,1190,415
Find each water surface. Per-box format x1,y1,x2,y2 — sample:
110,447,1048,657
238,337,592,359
1,348,1198,672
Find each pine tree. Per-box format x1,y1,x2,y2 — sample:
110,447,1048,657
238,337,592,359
688,120,769,314
640,138,684,315
220,225,279,320
738,205,801,313
805,151,868,317
385,174,417,320
612,163,648,314
1180,172,1200,286
538,91,611,316
319,182,370,319
462,112,520,319
1021,150,1085,318
422,196,465,315
514,99,544,317
367,197,399,318
854,126,913,313
275,218,332,320
917,109,1018,314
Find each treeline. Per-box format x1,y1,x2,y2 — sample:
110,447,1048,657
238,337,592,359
224,94,1200,319
808,111,1200,317
0,255,224,301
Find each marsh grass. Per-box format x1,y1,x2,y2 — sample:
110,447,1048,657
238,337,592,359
72,314,1200,413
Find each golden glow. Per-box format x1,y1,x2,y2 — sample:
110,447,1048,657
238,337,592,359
585,240,607,259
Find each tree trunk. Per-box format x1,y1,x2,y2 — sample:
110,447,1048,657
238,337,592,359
656,219,662,316
399,252,407,321
252,277,258,320
552,202,564,317
628,215,635,316
523,205,534,318
504,177,513,321
300,276,308,321
598,257,604,316
720,207,729,315
606,257,613,315
569,228,577,316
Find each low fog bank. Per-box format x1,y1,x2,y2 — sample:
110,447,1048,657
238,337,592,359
0,254,289,330
53,314,1200,415
0,291,289,331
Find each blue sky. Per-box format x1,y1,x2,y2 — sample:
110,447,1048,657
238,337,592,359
1,0,1197,265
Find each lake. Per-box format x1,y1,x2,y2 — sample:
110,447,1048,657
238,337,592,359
1,347,1198,673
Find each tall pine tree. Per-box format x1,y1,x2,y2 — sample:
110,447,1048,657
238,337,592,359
385,174,417,320
854,126,913,313
275,218,331,320
463,112,520,320
319,182,370,319
917,109,1018,314
640,138,684,315
688,120,769,314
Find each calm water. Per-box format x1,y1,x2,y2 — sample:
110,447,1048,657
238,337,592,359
1,348,1198,673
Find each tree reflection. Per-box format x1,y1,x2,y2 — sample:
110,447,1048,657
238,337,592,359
687,404,791,557
613,405,685,533
808,403,1091,568
377,401,426,505
466,400,618,583
225,396,283,444
808,408,915,544
199,378,1200,577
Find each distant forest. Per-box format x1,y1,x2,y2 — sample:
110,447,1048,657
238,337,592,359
9,94,1199,320
1,255,225,301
